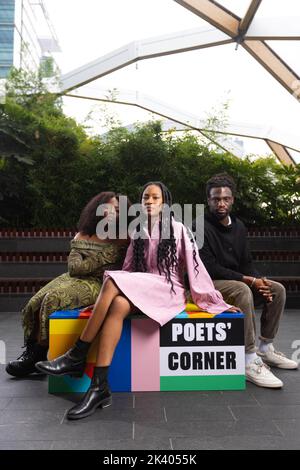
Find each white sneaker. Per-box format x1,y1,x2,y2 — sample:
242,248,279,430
246,358,283,388
258,344,299,370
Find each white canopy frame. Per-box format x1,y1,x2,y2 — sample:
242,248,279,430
56,0,300,165
175,1,300,102
66,87,298,164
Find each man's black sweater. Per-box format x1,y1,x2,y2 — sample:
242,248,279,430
197,213,260,281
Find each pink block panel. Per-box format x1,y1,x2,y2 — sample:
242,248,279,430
131,318,160,391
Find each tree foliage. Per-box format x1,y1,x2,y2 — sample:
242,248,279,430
1,69,299,228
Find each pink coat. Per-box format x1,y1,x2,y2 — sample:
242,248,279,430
105,220,231,326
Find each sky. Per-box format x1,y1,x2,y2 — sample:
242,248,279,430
43,0,300,161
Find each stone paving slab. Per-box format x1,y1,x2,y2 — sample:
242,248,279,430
0,311,299,450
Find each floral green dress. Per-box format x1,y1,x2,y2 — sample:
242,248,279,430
22,239,126,346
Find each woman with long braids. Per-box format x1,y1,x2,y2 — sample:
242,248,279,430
36,182,239,420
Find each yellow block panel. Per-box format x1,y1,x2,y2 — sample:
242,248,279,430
50,319,88,335
185,304,207,312
49,333,99,362
186,312,217,318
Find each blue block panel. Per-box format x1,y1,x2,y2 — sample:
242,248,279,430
108,319,131,392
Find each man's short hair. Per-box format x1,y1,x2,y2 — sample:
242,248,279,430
206,173,236,198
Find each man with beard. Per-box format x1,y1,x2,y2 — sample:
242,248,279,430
197,173,297,388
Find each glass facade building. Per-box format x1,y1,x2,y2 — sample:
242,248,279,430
0,0,60,78
0,0,15,78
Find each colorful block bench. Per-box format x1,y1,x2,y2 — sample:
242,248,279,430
48,305,245,393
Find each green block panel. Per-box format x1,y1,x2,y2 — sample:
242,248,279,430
160,375,245,391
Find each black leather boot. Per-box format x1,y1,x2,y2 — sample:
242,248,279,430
6,339,48,378
35,339,90,377
67,367,112,420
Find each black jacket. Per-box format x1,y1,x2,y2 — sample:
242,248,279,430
195,213,260,281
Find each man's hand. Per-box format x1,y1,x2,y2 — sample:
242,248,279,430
254,278,273,302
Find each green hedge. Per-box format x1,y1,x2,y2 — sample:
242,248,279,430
1,70,299,228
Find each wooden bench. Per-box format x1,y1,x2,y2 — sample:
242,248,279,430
48,306,245,393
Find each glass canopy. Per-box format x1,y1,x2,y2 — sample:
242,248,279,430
45,0,300,164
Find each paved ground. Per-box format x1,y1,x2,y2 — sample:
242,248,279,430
0,310,299,450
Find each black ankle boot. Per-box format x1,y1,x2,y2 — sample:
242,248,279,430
6,340,48,378
67,367,112,420
35,339,90,377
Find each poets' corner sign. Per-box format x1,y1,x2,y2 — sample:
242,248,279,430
160,317,245,377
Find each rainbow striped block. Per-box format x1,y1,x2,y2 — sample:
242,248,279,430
48,307,245,393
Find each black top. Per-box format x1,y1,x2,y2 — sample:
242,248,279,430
195,213,260,281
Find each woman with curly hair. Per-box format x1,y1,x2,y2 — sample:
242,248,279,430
37,181,239,419
6,191,129,378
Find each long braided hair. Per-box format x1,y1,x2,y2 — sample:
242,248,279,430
132,182,181,293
